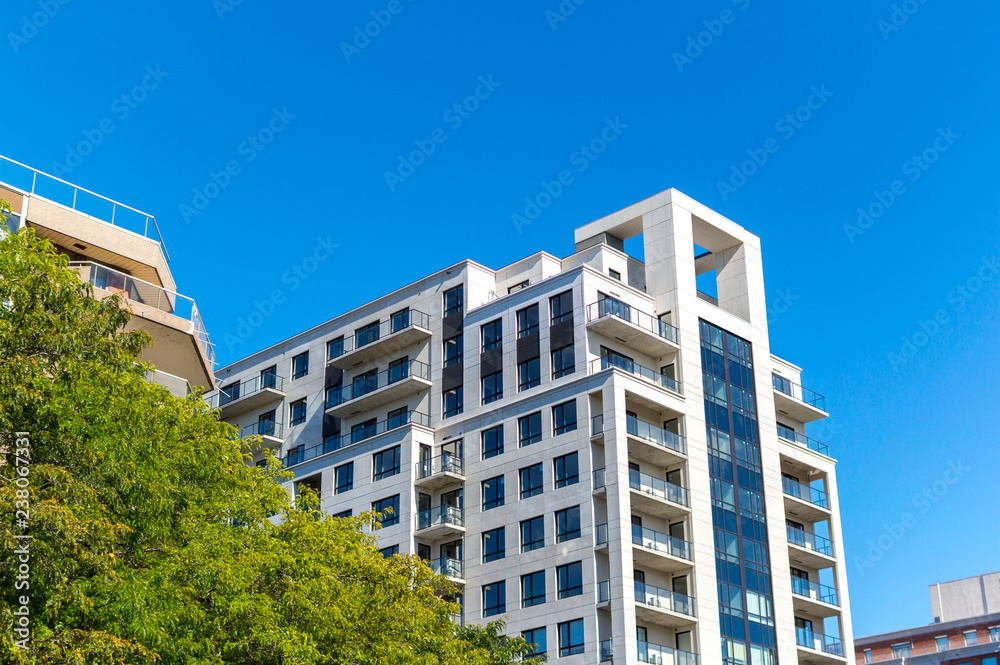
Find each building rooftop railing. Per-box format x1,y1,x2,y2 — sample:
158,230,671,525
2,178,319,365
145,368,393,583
590,356,682,395
777,424,831,457
782,476,829,510
0,154,169,261
586,298,679,344
327,308,431,360
71,261,213,363
284,411,429,467
772,373,826,411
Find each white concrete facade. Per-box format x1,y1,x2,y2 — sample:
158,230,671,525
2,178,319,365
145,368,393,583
210,189,854,665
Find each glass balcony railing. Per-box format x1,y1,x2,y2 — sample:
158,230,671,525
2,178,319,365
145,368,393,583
208,372,285,409
791,578,840,606
627,414,686,455
416,505,465,531
71,262,214,363
796,628,845,656
592,413,604,436
587,298,680,345
416,452,465,479
638,642,699,665
629,468,689,507
238,420,284,441
429,557,464,579
776,424,831,457
593,468,606,490
326,360,430,407
634,581,696,617
782,477,829,509
772,373,826,411
598,580,611,603
787,526,834,557
596,523,609,546
327,309,431,360
284,411,429,466
632,524,692,560
590,356,682,394
600,639,614,662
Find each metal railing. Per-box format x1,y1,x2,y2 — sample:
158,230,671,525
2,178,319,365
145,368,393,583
787,526,834,557
284,411,429,466
327,309,432,360
791,578,840,606
796,629,845,656
772,373,827,411
638,642,699,665
777,424,831,457
634,581,696,617
629,468,689,507
0,154,169,261
326,360,430,407
71,261,214,363
782,477,829,509
238,420,284,441
416,505,465,531
632,523,692,560
207,372,285,409
429,557,464,579
590,356,682,394
587,298,680,344
628,414,686,455
417,452,465,479
600,639,614,662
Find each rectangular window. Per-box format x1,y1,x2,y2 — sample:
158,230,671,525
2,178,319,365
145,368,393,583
260,365,277,389
371,495,399,527
482,425,503,460
333,509,352,518
508,280,529,294
388,356,410,384
557,561,583,599
519,412,542,446
290,398,307,426
521,571,546,608
482,319,502,352
520,463,544,499
482,527,505,563
554,452,579,488
334,462,353,494
373,446,401,481
521,516,544,552
327,336,345,359
356,320,379,348
935,637,948,652
444,285,464,316
553,400,577,435
892,644,911,659
965,631,978,646
552,344,575,378
444,387,463,418
991,627,1000,642
482,475,505,510
386,406,407,430
390,308,410,333
444,335,463,366
482,371,503,404
772,372,792,394
379,545,398,558
482,581,506,618
517,304,539,338
863,650,872,664
609,268,621,281
550,290,573,325
518,358,540,391
291,351,309,380
555,506,581,542
522,627,547,659
220,381,240,405
558,619,585,657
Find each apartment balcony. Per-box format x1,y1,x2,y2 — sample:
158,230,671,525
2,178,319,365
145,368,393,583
634,581,697,628
614,414,688,466
796,628,847,665
327,309,432,370
597,524,692,573
586,299,680,358
628,468,690,520
782,477,832,523
325,360,432,418
787,526,837,570
284,411,429,467
237,420,284,450
791,578,841,618
638,641,699,665
71,262,214,389
777,425,832,459
415,505,466,540
414,452,465,491
207,373,285,418
590,357,683,404
600,639,614,662
772,374,828,423
428,557,465,585
145,369,191,398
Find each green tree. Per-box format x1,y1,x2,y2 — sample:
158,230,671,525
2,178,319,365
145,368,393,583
0,226,542,665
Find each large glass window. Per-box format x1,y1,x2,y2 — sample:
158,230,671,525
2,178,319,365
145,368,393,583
482,581,505,617
444,335,463,366
327,336,344,359
522,628,547,659
550,290,574,325
482,319,502,352
444,285,463,316
334,462,353,494
355,320,379,347
388,356,409,383
892,644,911,659
482,425,503,460
521,571,546,608
482,475,505,510
553,400,577,435
373,446,401,481
557,562,583,598
379,545,398,558
291,351,309,380
444,387,463,418
482,527,505,563
518,358,540,391
965,632,978,646
371,495,399,527
558,619,585,656
482,371,503,404
554,452,579,488
260,365,277,389
290,398,307,426
555,506,581,542
517,304,539,337
552,344,575,378
519,412,542,446
520,463,543,499
521,516,544,552
390,308,410,333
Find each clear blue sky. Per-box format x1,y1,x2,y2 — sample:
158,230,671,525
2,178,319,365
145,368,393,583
4,0,998,638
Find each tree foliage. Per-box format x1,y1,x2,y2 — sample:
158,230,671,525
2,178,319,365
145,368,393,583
0,227,542,664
